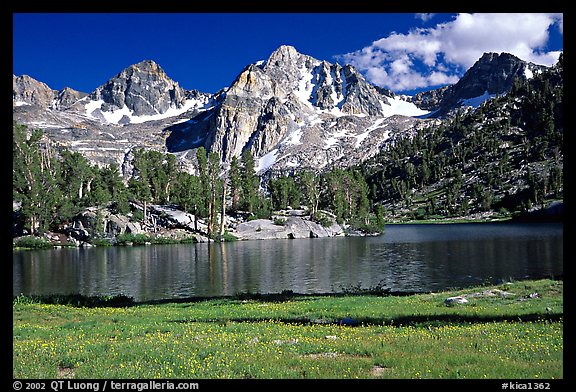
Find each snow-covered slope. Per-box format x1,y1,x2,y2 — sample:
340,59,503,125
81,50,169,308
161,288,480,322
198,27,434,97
83,95,212,125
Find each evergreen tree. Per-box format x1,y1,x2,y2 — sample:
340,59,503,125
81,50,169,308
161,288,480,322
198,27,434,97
58,150,97,215
97,164,130,214
13,124,62,234
207,151,223,238
130,149,178,204
269,176,300,211
229,155,241,213
353,170,371,225
128,176,152,224
298,170,321,218
173,172,203,231
196,147,210,217
240,150,259,214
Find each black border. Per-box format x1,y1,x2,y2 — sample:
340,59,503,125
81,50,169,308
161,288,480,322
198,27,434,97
8,3,572,390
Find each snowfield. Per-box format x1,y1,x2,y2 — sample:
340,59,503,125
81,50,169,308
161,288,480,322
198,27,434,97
84,97,211,125
380,96,430,117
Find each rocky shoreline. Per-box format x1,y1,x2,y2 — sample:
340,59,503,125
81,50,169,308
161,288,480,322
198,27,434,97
13,204,350,249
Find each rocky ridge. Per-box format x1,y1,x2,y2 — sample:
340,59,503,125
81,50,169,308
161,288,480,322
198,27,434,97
412,52,547,117
13,75,88,110
13,47,550,177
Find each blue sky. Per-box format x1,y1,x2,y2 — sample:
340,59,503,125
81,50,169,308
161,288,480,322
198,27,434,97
13,13,563,95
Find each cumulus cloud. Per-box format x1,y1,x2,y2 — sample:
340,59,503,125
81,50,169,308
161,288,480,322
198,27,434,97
338,13,563,92
415,13,435,22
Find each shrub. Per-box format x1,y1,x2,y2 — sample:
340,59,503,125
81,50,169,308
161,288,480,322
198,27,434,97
130,210,144,222
13,236,53,250
150,237,181,245
221,232,238,242
92,238,113,247
315,214,333,228
273,217,287,226
116,233,151,246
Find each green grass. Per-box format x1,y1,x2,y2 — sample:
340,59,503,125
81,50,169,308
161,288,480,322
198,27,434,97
13,279,562,379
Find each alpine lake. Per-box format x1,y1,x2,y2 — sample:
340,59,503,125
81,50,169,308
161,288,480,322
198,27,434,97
13,222,563,302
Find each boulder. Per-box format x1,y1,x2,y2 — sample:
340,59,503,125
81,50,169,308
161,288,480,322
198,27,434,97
234,216,343,240
105,214,143,235
148,204,206,232
70,208,144,240
42,231,70,246
235,219,289,240
444,296,469,305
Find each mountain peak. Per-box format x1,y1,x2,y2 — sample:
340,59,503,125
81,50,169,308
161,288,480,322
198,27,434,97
458,51,544,96
89,59,186,118
134,59,159,67
127,59,163,73
270,45,299,57
477,52,522,63
117,59,172,82
13,74,54,108
412,51,548,117
265,45,313,69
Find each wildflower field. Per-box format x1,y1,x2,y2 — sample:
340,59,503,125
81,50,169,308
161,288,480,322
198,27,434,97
13,279,562,379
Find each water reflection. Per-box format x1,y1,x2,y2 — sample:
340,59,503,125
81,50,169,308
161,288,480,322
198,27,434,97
13,223,563,301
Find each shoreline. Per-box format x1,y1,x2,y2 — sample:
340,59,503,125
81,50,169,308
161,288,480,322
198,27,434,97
13,216,563,251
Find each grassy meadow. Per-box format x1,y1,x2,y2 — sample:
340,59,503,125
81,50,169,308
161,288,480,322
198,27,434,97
13,279,562,379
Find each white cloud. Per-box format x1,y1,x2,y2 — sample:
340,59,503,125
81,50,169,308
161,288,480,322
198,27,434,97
415,13,435,22
338,13,563,92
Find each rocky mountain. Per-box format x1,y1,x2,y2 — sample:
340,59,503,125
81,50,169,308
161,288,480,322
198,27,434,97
13,75,87,110
165,45,431,172
412,52,547,117
13,46,551,177
78,59,202,124
13,62,215,174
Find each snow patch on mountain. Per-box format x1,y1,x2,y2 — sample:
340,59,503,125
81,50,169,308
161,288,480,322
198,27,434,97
324,129,351,149
380,96,431,117
336,68,347,108
283,128,303,146
325,67,346,109
295,64,320,108
460,91,497,109
256,148,279,173
84,97,211,125
355,118,386,148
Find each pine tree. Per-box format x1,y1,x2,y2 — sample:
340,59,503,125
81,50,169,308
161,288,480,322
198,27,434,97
13,124,62,234
207,151,222,238
240,150,259,214
196,147,210,219
229,155,241,213
128,151,154,224
58,149,97,213
269,176,299,211
97,164,130,214
298,170,321,219
172,172,203,231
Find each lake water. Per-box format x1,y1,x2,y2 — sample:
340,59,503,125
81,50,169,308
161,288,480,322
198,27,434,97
13,223,563,302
